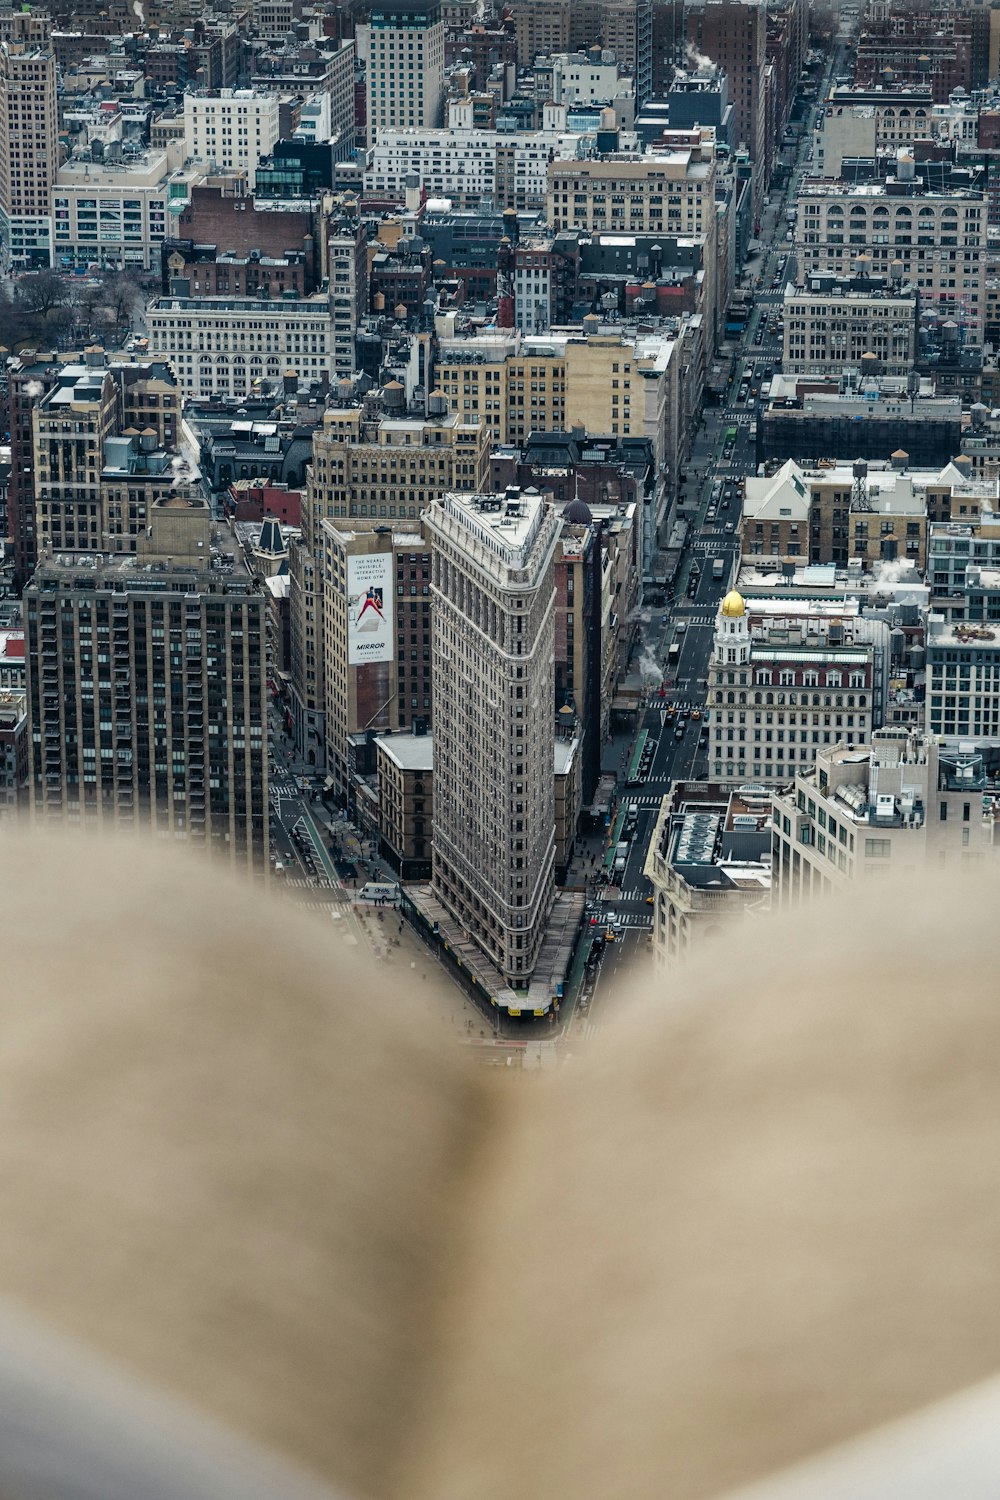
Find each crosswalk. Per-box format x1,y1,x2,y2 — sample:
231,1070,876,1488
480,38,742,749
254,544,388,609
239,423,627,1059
283,876,337,890
620,885,652,903
579,1020,606,1041
623,793,663,809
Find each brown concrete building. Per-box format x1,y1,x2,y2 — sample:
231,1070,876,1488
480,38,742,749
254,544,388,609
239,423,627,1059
320,519,432,796
163,243,312,299
375,729,433,878
855,0,991,104
25,498,268,872
0,689,28,818
686,0,767,208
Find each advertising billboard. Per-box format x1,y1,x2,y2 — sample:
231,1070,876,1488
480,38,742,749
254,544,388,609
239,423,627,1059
347,552,394,665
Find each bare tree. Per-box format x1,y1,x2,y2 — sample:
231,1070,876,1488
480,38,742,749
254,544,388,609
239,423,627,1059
0,283,45,351
15,270,70,320
99,270,144,329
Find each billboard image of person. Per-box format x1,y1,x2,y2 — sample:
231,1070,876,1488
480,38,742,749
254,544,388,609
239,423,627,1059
347,553,394,664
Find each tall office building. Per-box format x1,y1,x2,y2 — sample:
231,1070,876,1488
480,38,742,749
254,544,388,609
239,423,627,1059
9,348,186,589
509,0,652,102
686,0,767,208
288,399,489,759
426,488,560,990
367,0,445,144
0,29,58,269
25,496,268,872
319,518,432,795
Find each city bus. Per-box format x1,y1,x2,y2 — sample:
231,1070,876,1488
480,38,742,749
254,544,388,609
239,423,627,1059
668,642,680,666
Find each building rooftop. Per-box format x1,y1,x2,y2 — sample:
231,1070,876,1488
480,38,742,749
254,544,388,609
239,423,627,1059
151,294,331,314
437,488,552,569
0,632,25,664
926,615,1000,649
55,149,170,184
554,736,578,776
375,731,433,773
658,788,772,892
737,559,930,608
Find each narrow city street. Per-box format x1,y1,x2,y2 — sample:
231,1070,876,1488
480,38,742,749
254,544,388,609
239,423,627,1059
572,53,839,1043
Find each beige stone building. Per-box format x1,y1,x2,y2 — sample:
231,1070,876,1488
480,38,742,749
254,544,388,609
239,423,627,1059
436,324,678,474
426,489,560,993
796,171,987,337
33,363,120,556
32,352,189,558
547,143,715,237
289,402,490,763
509,0,573,60
781,283,917,378
816,86,935,178
367,0,445,144
707,588,884,786
304,404,490,536
741,458,947,572
771,729,999,903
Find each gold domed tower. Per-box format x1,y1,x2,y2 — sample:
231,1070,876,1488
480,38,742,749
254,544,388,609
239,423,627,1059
715,588,750,666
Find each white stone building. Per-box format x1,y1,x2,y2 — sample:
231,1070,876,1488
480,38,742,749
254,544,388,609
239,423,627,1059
366,113,578,212
53,149,196,273
707,589,886,786
183,89,280,182
771,728,1000,902
426,488,560,992
145,294,334,400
